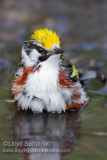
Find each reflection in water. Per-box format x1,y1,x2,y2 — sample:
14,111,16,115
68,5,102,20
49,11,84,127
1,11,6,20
12,111,81,160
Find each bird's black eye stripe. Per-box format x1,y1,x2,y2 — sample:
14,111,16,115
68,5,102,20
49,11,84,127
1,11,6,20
35,45,48,54
36,46,48,54
24,42,48,54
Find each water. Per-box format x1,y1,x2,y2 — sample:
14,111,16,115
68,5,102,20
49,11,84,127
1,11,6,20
0,0,107,160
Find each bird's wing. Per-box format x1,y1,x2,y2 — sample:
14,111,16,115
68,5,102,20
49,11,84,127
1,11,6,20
60,55,79,82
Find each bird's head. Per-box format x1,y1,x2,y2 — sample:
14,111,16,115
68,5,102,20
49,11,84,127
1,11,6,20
21,28,63,67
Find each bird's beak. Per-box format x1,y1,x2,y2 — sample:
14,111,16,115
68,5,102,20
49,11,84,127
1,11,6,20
54,48,64,54
48,48,64,56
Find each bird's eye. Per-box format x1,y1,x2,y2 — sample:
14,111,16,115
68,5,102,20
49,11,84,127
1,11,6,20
37,47,44,53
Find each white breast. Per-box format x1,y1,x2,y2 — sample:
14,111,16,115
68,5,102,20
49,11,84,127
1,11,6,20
25,55,59,93
23,55,67,112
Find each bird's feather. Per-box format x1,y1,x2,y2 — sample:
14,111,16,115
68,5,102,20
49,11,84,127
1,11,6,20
60,55,79,82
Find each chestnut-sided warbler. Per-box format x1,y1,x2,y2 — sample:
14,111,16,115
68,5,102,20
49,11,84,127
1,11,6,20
10,28,88,113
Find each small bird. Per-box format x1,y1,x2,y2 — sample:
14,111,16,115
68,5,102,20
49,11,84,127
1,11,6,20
10,28,88,113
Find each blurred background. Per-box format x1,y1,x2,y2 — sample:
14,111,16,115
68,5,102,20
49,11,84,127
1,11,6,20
0,0,107,160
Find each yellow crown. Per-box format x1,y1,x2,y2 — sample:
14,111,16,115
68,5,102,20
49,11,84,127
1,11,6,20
30,28,60,49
